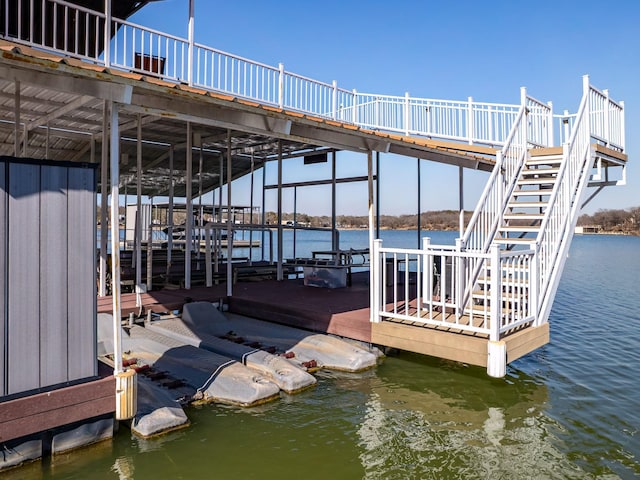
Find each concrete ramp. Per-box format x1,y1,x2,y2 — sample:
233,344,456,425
147,316,317,394
182,302,378,372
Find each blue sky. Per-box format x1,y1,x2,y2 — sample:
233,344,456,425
131,0,639,216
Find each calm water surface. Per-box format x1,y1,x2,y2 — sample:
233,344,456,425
12,231,640,479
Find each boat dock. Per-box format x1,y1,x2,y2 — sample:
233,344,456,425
0,0,628,471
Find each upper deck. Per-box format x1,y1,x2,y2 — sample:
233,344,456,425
0,39,498,200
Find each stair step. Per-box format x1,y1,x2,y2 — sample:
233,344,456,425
494,237,537,245
511,189,553,197
517,177,558,186
521,167,560,176
499,225,540,233
507,201,548,208
526,157,563,166
503,213,544,220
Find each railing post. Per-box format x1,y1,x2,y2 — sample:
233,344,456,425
352,89,358,125
583,75,591,136
422,237,431,303
104,0,111,68
371,239,383,323
547,101,554,147
563,109,570,145
603,89,610,148
278,63,284,108
455,238,463,318
332,80,338,120
530,241,539,325
489,244,501,342
620,100,625,151
487,243,505,377
404,91,410,136
187,0,194,86
467,96,473,144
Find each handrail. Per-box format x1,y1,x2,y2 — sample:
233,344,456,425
461,89,530,253
534,76,593,325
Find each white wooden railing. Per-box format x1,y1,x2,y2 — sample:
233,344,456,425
1,0,556,148
533,76,608,326
371,239,535,340
372,76,624,339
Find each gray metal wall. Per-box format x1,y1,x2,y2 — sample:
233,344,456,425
0,157,97,398
0,160,6,398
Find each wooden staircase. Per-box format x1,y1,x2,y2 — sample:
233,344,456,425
495,150,563,249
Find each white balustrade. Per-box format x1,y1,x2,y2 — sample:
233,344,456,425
5,0,622,149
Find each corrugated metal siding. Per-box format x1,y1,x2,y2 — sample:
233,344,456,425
0,159,6,397
67,167,97,380
7,162,41,394
1,157,97,398
40,165,69,386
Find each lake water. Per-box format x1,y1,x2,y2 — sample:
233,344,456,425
13,231,640,479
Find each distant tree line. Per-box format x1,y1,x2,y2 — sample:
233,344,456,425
100,206,640,235
265,210,473,230
577,207,640,234
269,207,640,234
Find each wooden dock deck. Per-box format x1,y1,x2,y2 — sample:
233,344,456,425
98,272,548,368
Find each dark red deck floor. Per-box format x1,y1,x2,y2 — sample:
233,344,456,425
97,272,374,343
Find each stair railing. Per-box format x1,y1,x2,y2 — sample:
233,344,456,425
461,88,527,254
533,76,595,326
458,90,552,320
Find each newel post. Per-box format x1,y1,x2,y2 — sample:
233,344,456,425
371,239,383,323
487,243,506,378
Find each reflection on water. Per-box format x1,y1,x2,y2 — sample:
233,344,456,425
9,233,640,479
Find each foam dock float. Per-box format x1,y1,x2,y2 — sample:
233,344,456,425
131,378,190,438
179,302,378,372
146,313,317,394
98,314,280,408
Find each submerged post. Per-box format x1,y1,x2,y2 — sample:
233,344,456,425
487,243,506,378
